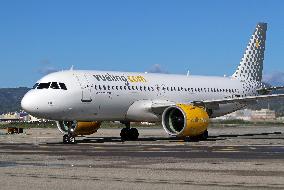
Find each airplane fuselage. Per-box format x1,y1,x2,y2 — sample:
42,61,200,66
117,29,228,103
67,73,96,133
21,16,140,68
22,70,260,121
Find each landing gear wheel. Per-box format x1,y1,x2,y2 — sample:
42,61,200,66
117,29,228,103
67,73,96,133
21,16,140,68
194,130,208,141
202,130,208,140
63,134,76,144
129,128,139,141
120,127,139,141
63,134,69,143
120,128,129,141
188,130,208,142
69,135,75,143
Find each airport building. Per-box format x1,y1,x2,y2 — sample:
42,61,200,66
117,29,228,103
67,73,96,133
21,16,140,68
0,111,47,123
0,112,22,122
214,109,252,121
214,108,277,121
250,109,276,121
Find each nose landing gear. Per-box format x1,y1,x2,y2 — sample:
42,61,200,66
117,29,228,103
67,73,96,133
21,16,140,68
63,134,76,144
58,121,77,144
120,122,139,141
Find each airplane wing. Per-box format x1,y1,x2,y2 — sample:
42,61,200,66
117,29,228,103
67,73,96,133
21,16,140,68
150,94,284,113
203,94,284,107
130,94,284,119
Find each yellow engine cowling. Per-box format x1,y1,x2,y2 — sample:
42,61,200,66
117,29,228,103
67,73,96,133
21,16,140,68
74,122,101,135
56,121,101,136
162,104,209,137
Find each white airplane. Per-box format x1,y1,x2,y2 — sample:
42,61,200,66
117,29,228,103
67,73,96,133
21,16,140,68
21,23,284,143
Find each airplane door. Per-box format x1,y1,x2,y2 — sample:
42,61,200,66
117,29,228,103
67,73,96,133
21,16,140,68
75,73,92,102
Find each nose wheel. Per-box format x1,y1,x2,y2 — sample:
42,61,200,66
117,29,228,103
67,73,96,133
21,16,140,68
120,122,139,141
63,134,76,144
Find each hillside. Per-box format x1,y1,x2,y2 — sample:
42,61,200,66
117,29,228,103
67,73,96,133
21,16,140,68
0,87,30,114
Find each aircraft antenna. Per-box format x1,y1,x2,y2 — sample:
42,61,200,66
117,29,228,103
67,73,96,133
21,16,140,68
186,70,190,77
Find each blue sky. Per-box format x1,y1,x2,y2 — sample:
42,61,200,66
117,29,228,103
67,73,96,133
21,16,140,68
1,0,284,87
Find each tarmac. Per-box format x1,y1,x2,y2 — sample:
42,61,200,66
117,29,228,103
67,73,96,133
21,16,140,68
0,125,283,190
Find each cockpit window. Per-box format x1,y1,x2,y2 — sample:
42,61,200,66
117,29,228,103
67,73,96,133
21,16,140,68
37,82,51,89
59,83,67,90
50,82,60,89
35,82,67,90
33,83,39,89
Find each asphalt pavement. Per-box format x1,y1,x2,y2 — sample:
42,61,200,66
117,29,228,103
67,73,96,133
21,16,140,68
0,125,283,190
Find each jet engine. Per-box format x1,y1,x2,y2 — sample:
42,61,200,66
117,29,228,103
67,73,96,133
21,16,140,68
56,121,101,136
162,104,209,138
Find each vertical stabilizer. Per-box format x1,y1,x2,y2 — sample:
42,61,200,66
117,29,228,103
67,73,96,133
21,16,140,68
232,23,267,82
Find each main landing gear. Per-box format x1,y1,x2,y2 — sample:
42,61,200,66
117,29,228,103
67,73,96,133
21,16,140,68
63,134,76,144
120,122,139,141
188,130,208,141
201,130,209,140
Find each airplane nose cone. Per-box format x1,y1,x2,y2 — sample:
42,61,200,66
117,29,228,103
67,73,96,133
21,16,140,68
21,92,36,113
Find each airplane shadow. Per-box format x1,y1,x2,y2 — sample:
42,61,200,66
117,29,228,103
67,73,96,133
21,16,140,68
75,136,182,144
68,131,283,144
